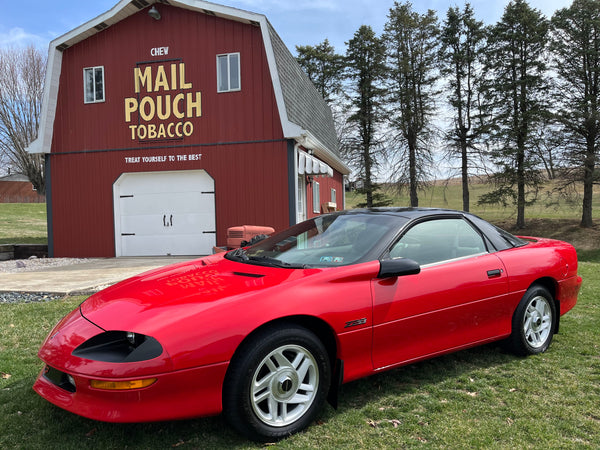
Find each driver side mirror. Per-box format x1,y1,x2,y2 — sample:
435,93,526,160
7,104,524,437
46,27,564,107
378,258,420,279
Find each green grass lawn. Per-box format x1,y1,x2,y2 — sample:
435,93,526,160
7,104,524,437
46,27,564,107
1,257,598,448
0,203,47,244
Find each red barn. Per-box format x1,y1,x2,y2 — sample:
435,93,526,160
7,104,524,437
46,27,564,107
27,0,348,257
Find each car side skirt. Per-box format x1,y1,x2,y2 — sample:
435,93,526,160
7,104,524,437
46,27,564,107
371,334,509,374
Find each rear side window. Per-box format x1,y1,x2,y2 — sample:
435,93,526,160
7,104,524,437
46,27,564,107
389,218,487,266
467,215,527,251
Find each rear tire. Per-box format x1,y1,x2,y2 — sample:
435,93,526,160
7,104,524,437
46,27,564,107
508,285,556,356
223,323,330,442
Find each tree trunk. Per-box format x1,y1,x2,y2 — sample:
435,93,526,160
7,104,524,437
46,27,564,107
409,140,418,207
516,144,526,229
581,149,595,227
363,143,373,208
24,154,45,195
461,140,469,212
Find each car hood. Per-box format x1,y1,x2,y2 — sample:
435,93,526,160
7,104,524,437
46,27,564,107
75,253,381,371
78,253,329,368
80,253,312,331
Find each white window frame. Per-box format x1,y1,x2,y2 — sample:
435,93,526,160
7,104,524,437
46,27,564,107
83,66,105,104
313,181,320,213
216,53,241,93
331,188,337,205
297,175,307,223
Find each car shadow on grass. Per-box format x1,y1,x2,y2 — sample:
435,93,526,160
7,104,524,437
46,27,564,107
3,380,261,449
334,342,518,414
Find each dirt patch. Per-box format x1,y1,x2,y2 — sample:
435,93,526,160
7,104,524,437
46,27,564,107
495,218,600,251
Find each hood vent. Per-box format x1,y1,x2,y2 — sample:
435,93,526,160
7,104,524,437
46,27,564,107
233,272,265,278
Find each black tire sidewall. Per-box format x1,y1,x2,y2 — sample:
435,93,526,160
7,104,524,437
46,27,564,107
510,285,556,356
223,324,331,442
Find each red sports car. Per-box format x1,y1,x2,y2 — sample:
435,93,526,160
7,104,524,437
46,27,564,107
34,208,581,441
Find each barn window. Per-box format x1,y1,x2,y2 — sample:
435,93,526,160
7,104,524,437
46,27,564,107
83,66,105,103
313,181,320,213
217,53,241,92
331,188,337,205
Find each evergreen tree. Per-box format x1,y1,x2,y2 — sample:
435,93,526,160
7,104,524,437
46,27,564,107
384,1,439,207
479,0,549,228
343,26,389,208
296,39,351,171
295,39,344,104
439,3,486,212
551,0,600,228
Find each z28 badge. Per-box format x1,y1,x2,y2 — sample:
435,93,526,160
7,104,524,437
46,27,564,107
344,318,367,328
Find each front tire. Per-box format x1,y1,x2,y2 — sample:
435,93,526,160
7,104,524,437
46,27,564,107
223,323,331,442
508,285,556,356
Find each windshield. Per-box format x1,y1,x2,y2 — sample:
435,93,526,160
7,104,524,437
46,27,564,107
226,213,402,268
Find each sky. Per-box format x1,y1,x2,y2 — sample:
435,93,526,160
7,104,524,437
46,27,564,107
1,0,574,55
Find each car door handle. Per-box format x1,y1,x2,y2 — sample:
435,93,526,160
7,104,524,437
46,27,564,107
487,269,503,278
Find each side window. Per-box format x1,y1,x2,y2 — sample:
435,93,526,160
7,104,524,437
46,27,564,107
83,66,105,103
389,218,486,266
217,53,241,93
313,181,320,213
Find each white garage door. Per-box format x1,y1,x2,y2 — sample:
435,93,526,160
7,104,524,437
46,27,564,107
113,170,215,256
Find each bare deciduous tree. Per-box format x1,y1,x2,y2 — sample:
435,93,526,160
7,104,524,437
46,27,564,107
0,45,46,193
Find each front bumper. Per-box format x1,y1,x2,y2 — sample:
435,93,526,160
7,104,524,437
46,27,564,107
33,360,229,422
33,305,230,422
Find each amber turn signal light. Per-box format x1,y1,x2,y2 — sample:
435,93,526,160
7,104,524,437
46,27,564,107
90,378,157,390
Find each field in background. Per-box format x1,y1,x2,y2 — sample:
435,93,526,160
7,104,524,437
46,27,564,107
0,203,47,245
345,179,600,222
345,180,600,253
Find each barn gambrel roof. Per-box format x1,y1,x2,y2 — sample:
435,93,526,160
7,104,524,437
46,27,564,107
27,0,348,175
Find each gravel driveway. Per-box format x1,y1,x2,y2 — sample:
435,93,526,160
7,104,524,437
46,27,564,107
0,257,94,303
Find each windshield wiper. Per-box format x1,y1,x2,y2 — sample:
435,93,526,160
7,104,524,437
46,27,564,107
227,247,249,261
247,255,307,269
227,248,306,268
